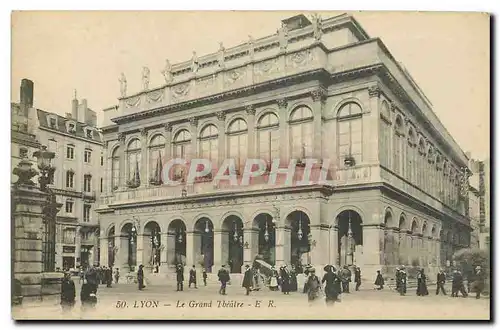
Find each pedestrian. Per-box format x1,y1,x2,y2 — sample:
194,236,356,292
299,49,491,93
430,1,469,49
242,265,253,295
106,267,113,288
217,265,230,295
189,265,198,289
398,266,407,296
137,264,145,290
269,266,279,291
303,265,312,293
176,264,184,291
280,265,291,295
289,265,298,292
395,267,401,292
85,265,99,294
472,266,485,299
436,269,446,295
354,266,362,291
374,270,385,290
79,268,84,284
202,268,207,287
253,267,263,291
416,268,429,296
322,265,340,306
305,267,322,306
114,268,120,284
341,266,351,293
60,272,76,313
80,278,97,312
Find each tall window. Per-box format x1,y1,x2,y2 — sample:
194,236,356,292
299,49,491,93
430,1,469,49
66,170,74,188
111,146,120,191
83,174,92,192
289,106,313,160
63,229,75,245
418,139,426,189
199,124,219,169
407,128,416,183
257,112,279,167
66,145,75,159
337,102,363,166
173,129,192,179
379,101,391,167
83,204,91,222
148,134,165,183
84,149,92,163
393,116,404,175
227,118,248,173
65,200,74,214
127,139,142,184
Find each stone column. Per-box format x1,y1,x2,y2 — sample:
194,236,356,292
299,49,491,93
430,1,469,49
367,86,381,164
311,89,325,160
328,225,339,266
362,224,383,276
185,231,196,270
309,225,327,268
12,183,47,303
99,236,108,267
75,227,82,268
189,118,198,161
277,98,288,166
213,230,225,272
243,228,259,272
162,233,173,272
164,123,173,162
136,233,144,268
246,105,256,159
275,226,291,266
139,128,148,187
118,133,126,189
216,111,226,172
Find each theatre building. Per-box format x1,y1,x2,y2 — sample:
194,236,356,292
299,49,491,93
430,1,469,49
97,13,472,278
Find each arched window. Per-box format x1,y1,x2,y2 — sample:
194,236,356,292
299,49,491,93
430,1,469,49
289,106,313,161
148,134,165,184
418,138,426,188
227,118,248,173
127,139,142,187
337,102,362,166
111,146,120,191
393,116,404,175
407,127,416,183
172,129,192,180
379,101,391,167
199,124,219,167
257,112,279,166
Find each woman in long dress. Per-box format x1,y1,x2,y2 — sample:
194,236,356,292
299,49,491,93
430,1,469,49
269,267,279,291
322,266,340,306
416,268,429,296
306,268,322,306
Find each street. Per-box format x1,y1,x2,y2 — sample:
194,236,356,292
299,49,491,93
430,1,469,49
12,279,490,320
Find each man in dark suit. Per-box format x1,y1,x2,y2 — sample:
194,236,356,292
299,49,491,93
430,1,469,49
176,264,184,291
436,269,446,295
242,265,253,295
218,265,230,295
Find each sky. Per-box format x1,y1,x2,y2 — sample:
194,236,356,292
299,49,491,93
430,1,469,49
11,11,490,159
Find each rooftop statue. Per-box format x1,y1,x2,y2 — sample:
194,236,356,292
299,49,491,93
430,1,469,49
119,72,127,97
142,66,150,90
162,59,173,84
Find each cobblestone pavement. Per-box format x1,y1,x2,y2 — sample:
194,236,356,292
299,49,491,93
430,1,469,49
12,281,490,320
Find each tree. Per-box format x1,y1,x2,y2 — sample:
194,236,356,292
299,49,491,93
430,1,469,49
453,248,490,293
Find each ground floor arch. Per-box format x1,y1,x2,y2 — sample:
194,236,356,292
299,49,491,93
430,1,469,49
167,219,187,267
286,210,311,271
221,215,244,273
193,217,214,273
253,213,276,266
143,221,161,272
336,209,363,267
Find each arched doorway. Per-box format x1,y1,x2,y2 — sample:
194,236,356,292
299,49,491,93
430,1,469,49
221,215,244,273
383,209,394,267
410,220,419,267
337,210,363,267
143,221,161,273
194,218,214,273
167,219,187,267
286,211,311,272
254,213,276,266
398,215,406,265
107,226,115,267
121,223,137,271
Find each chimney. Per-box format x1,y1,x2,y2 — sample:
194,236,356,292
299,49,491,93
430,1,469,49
72,94,78,120
20,79,34,115
78,99,88,123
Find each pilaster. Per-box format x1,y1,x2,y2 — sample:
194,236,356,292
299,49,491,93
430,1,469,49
246,105,256,160
139,128,148,187
311,89,326,160
277,98,288,166
164,123,173,162
189,118,198,161
216,111,226,171
275,226,291,266
362,224,383,275
243,228,259,271
118,133,126,189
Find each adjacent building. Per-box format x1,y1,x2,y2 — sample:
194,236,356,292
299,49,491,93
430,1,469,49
97,13,472,278
13,79,104,271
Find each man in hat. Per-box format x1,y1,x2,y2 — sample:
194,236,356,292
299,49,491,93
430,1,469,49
395,267,401,292
217,265,230,295
354,266,362,291
472,266,485,299
436,269,446,295
340,266,351,293
398,266,407,296
242,265,253,295
322,265,340,305
305,267,322,305
176,264,184,291
189,265,198,289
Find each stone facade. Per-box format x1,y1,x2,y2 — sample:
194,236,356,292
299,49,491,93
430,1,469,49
97,14,472,279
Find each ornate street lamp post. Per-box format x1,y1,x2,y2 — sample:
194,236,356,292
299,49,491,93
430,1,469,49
33,145,60,272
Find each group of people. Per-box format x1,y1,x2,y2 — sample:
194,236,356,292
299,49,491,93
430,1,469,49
61,265,102,313
79,266,120,287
